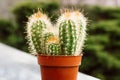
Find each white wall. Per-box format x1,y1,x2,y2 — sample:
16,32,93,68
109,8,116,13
61,0,120,7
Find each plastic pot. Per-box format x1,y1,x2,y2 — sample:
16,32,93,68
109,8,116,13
37,55,82,80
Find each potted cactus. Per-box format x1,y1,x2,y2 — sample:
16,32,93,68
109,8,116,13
26,9,87,80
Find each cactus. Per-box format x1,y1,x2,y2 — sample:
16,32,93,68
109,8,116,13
46,35,60,55
57,10,87,55
26,10,87,56
42,32,53,54
59,20,76,55
26,11,53,54
71,11,87,55
31,20,45,53
47,43,60,55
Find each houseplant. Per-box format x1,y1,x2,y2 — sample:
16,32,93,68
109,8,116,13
26,9,87,80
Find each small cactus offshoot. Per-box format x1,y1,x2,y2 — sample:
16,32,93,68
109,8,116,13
26,10,87,56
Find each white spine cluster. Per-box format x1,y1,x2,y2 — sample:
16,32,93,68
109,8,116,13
71,11,87,55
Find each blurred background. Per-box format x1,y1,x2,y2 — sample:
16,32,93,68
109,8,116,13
0,0,120,80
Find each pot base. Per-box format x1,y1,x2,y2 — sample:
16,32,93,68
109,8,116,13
40,66,79,80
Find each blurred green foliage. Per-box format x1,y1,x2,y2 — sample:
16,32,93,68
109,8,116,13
0,2,120,80
13,2,59,27
81,7,120,80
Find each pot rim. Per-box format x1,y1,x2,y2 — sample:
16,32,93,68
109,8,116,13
37,54,82,67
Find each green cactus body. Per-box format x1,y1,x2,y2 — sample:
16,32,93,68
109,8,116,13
46,34,60,55
43,33,54,54
31,20,46,53
59,20,76,55
47,43,60,55
27,11,54,55
27,10,87,56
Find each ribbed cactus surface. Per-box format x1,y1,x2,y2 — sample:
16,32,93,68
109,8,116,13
46,35,60,55
31,20,46,53
57,10,87,55
59,20,76,55
47,43,60,55
43,32,54,54
26,11,53,55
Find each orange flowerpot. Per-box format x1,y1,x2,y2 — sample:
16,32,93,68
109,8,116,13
37,55,82,80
